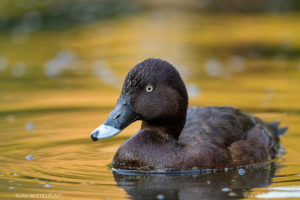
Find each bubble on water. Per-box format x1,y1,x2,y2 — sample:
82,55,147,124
230,55,245,72
0,56,8,72
7,115,15,123
204,60,223,77
9,186,15,190
44,184,51,188
207,181,211,184
156,194,164,200
26,155,34,161
93,60,120,88
238,168,246,175
44,50,77,78
222,187,230,192
224,168,228,172
26,122,35,131
12,62,26,78
12,173,18,176
186,84,201,98
298,174,300,176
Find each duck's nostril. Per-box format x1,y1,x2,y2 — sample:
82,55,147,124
115,114,121,120
91,131,99,141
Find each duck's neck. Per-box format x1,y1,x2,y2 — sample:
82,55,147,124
141,116,186,140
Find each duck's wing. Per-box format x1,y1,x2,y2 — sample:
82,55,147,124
180,106,286,165
180,106,257,145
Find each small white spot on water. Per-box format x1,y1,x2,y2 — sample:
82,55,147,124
93,60,121,88
204,60,224,77
81,182,87,185
230,55,245,72
12,173,18,176
238,168,246,175
89,182,94,184
44,184,51,188
222,187,230,192
224,168,228,172
44,50,77,78
229,192,237,197
187,84,201,98
9,186,14,190
175,65,190,80
11,62,26,78
156,194,164,200
7,115,15,123
40,182,45,184
207,181,211,184
26,122,35,131
26,155,34,161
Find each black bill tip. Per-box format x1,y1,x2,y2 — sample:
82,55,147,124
91,130,99,141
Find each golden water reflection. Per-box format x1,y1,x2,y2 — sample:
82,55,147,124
1,9,300,200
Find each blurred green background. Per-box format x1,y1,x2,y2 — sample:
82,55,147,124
1,0,300,200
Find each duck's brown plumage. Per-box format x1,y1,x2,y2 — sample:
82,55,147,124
91,58,287,171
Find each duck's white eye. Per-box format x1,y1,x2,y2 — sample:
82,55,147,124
145,85,154,93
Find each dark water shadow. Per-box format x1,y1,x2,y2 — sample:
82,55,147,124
113,163,278,200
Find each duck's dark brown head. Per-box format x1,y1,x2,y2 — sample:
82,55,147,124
90,58,188,141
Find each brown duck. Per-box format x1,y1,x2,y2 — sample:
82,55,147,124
90,58,287,172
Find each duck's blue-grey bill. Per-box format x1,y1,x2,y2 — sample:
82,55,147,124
90,97,139,141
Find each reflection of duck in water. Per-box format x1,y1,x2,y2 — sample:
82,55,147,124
113,163,278,200
91,58,287,171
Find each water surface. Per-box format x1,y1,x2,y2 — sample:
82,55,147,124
1,9,300,200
